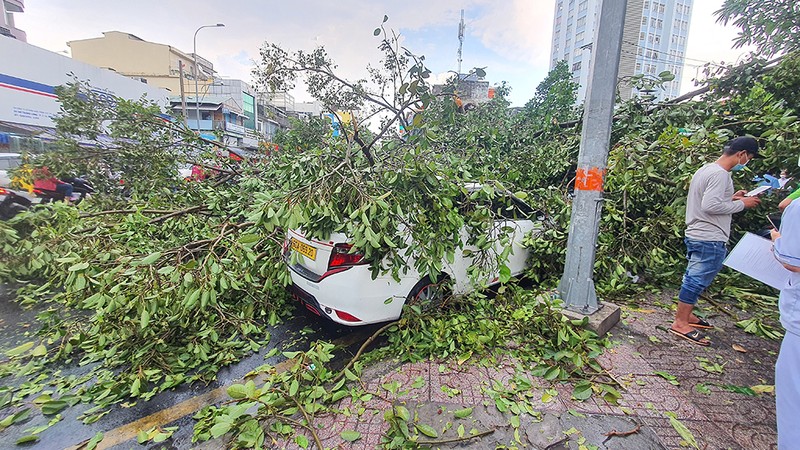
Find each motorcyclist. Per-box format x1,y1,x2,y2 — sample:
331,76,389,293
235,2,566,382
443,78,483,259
32,166,73,204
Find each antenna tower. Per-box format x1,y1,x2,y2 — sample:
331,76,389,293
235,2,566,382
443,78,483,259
457,9,465,74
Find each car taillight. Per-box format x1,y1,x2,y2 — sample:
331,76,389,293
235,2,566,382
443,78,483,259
334,309,362,322
328,243,365,269
0,188,7,195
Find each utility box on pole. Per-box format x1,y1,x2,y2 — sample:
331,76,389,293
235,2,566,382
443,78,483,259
558,0,627,335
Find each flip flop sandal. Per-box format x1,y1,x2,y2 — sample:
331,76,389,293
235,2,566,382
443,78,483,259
669,328,710,346
689,318,714,329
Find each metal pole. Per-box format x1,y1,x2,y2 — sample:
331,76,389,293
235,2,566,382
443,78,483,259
193,23,225,132
559,0,627,314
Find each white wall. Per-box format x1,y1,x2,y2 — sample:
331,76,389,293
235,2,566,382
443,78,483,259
0,37,169,128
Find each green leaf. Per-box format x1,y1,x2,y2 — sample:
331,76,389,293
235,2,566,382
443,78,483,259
41,400,69,415
340,430,362,442
140,309,150,330
415,423,438,438
665,412,699,449
85,432,104,450
15,434,39,444
453,407,473,419
68,262,90,272
373,28,381,36
289,379,299,397
227,384,247,399
31,344,47,357
394,405,410,422
238,234,260,244
210,422,232,439
140,252,161,265
5,341,34,357
498,265,511,283
295,435,309,448
572,381,593,401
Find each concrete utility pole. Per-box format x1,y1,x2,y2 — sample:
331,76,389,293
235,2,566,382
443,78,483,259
178,60,188,126
558,0,627,331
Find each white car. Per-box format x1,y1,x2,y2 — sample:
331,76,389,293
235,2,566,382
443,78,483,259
283,187,540,326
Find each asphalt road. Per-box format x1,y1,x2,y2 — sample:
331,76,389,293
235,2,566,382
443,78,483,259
0,283,383,449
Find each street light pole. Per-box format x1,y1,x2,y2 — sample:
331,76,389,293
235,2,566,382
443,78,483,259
193,23,225,131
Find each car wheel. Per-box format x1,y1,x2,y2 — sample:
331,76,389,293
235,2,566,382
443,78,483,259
406,275,451,312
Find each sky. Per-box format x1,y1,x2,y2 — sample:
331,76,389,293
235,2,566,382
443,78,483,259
15,0,752,107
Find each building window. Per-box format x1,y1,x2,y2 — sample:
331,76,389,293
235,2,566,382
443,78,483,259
635,62,642,72
572,61,582,71
640,31,646,40
576,16,586,28
642,17,648,26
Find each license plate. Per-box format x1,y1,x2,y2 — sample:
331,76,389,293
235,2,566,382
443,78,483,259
290,238,317,260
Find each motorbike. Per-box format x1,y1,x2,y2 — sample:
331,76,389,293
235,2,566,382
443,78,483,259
34,176,95,204
0,187,33,220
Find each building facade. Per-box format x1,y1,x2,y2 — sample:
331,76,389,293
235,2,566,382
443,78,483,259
549,0,693,103
1,0,25,41
0,36,168,151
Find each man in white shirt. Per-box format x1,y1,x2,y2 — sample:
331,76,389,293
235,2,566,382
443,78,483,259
671,136,762,345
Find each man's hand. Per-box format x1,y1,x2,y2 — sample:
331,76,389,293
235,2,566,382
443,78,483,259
740,196,761,208
770,228,781,242
732,189,748,200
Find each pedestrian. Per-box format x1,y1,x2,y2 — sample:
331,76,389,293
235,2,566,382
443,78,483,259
670,136,762,346
770,200,800,449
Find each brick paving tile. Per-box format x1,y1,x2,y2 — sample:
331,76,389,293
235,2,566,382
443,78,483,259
369,361,431,402
640,415,743,450
429,363,489,404
597,342,655,375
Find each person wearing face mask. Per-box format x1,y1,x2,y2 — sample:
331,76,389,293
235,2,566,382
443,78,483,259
769,200,800,449
670,136,762,346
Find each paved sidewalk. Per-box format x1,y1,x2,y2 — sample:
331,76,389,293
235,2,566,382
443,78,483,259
303,297,779,449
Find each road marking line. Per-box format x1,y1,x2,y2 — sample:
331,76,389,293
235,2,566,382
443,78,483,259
64,329,372,450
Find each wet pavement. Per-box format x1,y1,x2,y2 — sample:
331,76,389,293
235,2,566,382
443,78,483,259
0,283,380,449
1,286,781,449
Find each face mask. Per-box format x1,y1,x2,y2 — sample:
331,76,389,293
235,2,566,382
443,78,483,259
732,154,749,171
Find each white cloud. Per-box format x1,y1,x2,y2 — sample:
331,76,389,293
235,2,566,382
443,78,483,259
13,0,755,106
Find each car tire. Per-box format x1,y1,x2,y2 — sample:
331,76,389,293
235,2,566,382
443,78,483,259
406,274,451,312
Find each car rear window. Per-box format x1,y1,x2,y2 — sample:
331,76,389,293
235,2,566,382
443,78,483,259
0,157,21,170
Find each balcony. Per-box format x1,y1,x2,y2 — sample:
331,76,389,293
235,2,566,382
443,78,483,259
4,0,24,13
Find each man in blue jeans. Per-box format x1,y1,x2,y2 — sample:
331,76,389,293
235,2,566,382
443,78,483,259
671,136,762,345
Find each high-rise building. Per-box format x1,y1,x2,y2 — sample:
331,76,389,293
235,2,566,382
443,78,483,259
549,0,693,103
1,0,26,42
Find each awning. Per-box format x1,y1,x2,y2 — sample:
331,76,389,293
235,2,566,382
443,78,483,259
0,120,121,148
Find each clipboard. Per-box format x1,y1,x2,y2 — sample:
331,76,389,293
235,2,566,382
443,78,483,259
723,232,791,290
745,185,771,197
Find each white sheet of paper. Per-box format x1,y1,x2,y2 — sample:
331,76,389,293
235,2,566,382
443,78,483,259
745,185,771,197
723,232,791,290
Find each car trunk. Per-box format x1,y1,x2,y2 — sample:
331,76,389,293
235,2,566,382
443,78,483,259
286,229,349,279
